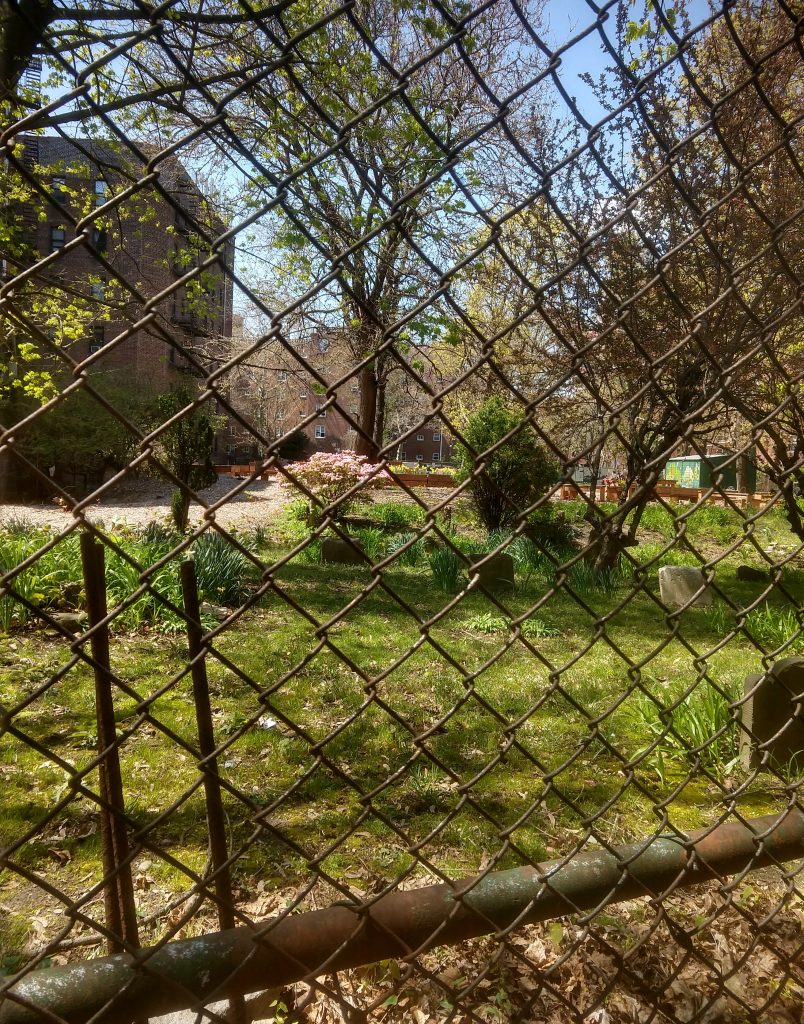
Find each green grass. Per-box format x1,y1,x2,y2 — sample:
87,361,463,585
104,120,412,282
0,501,800,960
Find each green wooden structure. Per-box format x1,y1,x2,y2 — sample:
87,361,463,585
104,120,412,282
663,453,757,491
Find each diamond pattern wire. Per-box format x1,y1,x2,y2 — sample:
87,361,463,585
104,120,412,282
0,0,803,1021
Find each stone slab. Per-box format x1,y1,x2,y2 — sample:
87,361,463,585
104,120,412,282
321,537,365,564
468,552,515,589
741,656,804,771
658,565,713,609
736,565,771,583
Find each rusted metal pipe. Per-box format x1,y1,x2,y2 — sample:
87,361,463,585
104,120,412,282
1,810,802,1024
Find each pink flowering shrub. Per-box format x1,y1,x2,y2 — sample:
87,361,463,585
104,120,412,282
282,452,376,524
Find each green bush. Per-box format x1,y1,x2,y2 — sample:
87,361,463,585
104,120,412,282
526,505,574,547
454,398,558,531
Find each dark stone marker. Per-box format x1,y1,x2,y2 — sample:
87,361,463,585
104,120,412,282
736,565,770,583
468,552,515,589
321,537,365,564
741,656,804,771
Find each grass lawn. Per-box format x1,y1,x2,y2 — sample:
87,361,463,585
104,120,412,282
1,496,802,969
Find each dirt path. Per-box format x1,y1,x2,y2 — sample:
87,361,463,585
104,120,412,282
0,475,290,533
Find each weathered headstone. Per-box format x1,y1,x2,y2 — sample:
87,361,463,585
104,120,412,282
736,565,770,583
468,552,515,589
741,657,804,771
321,537,365,564
658,565,713,608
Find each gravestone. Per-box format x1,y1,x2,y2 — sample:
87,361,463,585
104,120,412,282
468,552,515,590
736,565,770,583
321,537,365,565
658,565,713,608
741,657,804,771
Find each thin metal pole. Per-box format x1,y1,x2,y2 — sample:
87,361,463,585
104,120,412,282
2,809,802,1024
180,558,247,1024
80,533,139,955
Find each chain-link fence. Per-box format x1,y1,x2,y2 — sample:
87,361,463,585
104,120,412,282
1,0,803,1020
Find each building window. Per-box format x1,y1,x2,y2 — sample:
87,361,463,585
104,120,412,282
316,403,326,417
50,226,65,252
317,338,330,353
399,450,407,461
277,370,288,381
51,177,66,203
94,179,107,206
416,433,424,441
90,279,106,301
315,425,326,439
91,226,107,252
351,383,360,392
433,431,442,441
88,326,105,353
432,453,441,463
416,454,424,463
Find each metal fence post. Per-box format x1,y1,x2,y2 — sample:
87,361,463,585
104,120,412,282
80,532,139,955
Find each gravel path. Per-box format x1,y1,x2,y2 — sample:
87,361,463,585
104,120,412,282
0,475,291,533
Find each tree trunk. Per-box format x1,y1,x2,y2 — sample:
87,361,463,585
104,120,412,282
374,375,386,457
355,362,379,461
736,451,749,492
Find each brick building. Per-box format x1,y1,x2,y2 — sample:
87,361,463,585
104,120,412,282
26,135,234,386
3,136,234,493
393,420,455,467
220,333,360,464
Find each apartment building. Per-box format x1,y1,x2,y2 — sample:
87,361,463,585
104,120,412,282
27,135,234,384
3,135,234,494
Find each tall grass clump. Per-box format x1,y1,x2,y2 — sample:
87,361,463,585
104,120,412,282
353,527,385,562
564,561,618,598
369,502,425,531
192,531,253,606
685,505,745,546
387,532,426,568
744,603,804,654
103,541,183,630
0,534,41,630
628,542,702,573
631,503,677,538
624,679,740,777
429,546,462,593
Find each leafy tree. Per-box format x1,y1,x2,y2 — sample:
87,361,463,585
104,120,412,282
44,0,547,461
155,387,221,531
0,142,113,402
4,373,150,485
455,397,558,532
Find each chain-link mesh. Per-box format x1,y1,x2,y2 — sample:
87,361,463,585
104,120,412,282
1,0,803,1020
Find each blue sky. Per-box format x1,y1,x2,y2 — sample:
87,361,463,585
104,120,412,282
543,0,714,122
